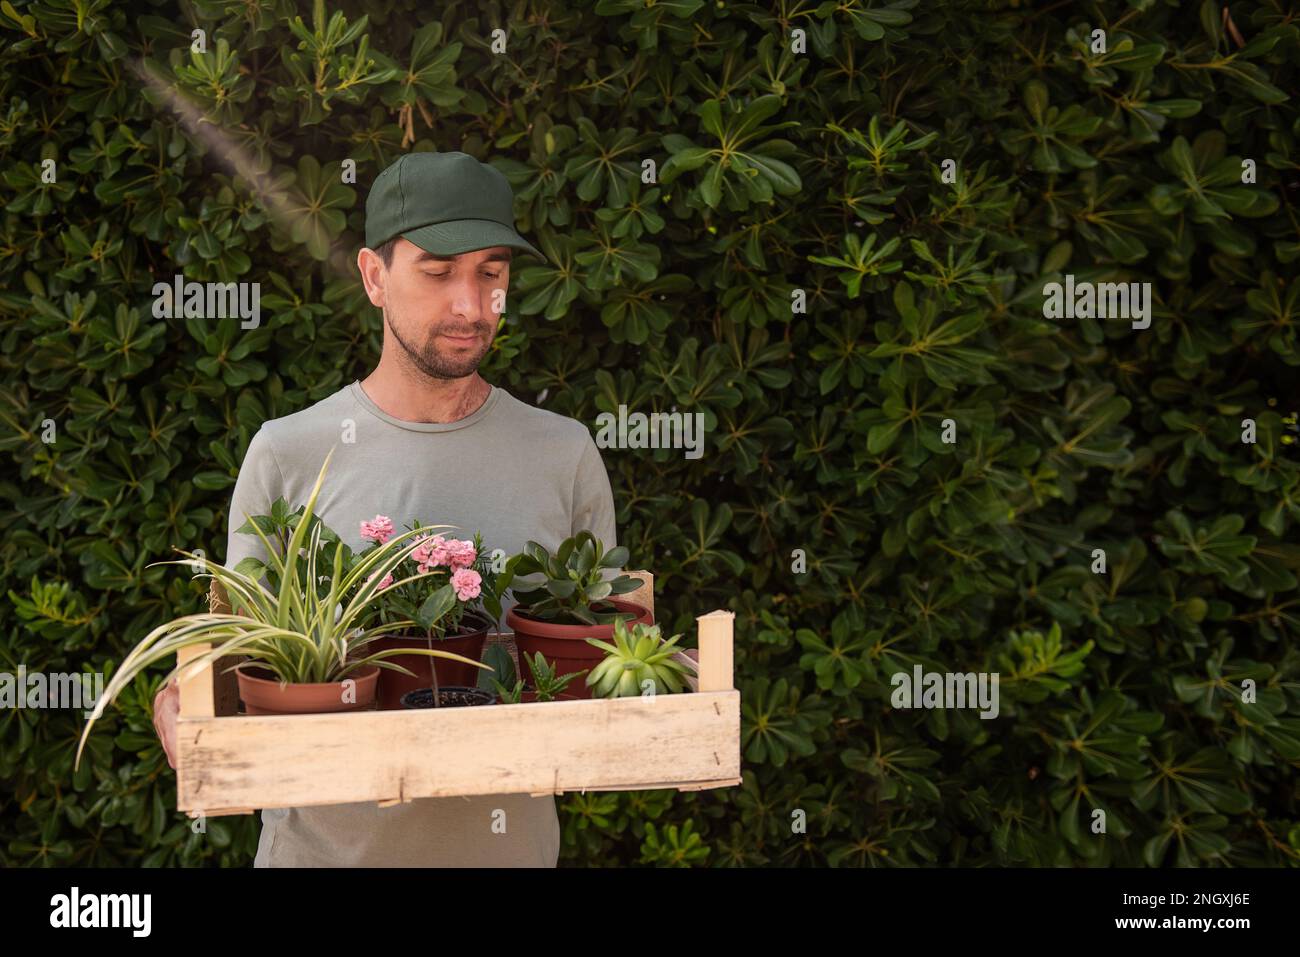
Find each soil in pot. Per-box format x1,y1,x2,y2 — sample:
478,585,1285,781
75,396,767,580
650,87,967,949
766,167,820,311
507,598,652,700
401,686,496,708
236,663,380,716
371,609,494,711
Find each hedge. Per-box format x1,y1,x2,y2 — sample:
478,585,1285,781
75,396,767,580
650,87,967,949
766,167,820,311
1,0,1298,867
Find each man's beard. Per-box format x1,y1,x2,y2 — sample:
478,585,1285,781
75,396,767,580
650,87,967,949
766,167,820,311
386,312,491,380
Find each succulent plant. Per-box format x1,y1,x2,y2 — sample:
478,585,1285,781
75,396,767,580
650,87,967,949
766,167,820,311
522,651,585,701
491,651,584,702
501,531,642,625
584,618,697,698
491,676,525,703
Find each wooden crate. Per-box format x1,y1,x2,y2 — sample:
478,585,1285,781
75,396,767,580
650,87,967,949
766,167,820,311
174,573,741,817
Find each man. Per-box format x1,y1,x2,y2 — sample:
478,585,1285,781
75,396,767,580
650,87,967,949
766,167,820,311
151,151,617,866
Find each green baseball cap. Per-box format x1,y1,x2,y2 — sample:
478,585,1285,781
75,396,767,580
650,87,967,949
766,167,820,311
364,151,548,265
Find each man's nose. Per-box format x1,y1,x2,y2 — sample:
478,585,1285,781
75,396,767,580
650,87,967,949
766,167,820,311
447,274,485,319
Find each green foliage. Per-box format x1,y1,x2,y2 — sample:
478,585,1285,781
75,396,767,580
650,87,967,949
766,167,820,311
517,651,585,702
2,0,1299,867
490,650,586,701
478,642,517,698
502,531,641,625
230,496,351,606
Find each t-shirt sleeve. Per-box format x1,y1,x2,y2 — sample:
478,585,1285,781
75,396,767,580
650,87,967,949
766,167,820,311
571,430,617,551
224,427,284,571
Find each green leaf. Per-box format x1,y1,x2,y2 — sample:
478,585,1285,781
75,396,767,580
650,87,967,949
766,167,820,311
416,584,456,630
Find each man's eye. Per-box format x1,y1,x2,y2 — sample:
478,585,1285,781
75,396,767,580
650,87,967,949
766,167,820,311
423,271,502,279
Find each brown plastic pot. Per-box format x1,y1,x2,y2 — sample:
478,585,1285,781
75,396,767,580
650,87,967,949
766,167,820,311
507,598,652,700
236,663,380,716
371,610,493,711
400,686,496,708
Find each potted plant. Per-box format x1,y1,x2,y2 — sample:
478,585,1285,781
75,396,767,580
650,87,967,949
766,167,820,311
585,618,698,698
491,651,585,704
73,449,486,767
500,531,651,698
350,521,503,709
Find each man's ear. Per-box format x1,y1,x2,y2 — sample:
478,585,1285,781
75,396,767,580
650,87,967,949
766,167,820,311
357,247,387,308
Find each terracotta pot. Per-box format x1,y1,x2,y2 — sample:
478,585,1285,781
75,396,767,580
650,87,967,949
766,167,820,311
507,598,652,700
236,663,379,716
400,686,496,708
371,610,493,711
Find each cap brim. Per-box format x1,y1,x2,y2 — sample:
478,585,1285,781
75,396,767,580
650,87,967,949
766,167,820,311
400,219,548,266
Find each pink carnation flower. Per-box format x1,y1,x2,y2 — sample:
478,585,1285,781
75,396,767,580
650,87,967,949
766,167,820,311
411,534,451,573
451,568,481,601
412,534,474,572
447,539,477,570
360,515,394,544
366,570,394,591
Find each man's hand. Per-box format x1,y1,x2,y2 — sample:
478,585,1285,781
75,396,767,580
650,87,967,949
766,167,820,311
152,679,180,770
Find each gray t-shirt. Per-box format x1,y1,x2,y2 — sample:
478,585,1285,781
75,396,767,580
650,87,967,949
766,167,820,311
224,380,617,867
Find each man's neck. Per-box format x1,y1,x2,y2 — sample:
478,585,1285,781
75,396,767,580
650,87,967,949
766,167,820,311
358,366,492,424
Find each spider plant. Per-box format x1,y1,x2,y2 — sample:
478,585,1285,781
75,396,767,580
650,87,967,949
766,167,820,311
74,447,488,769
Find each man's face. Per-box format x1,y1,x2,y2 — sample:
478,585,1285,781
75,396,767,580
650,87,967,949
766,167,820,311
363,238,511,380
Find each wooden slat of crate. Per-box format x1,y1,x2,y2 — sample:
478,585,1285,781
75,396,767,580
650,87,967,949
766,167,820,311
176,689,739,814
